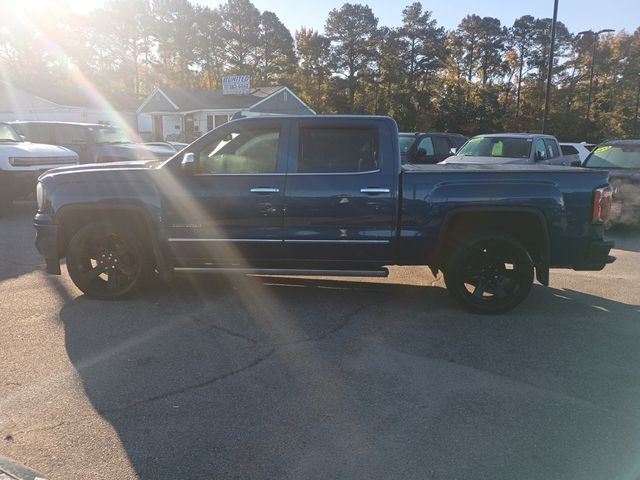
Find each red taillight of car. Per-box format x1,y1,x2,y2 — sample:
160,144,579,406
592,186,613,223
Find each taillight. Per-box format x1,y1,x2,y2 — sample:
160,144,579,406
592,186,613,223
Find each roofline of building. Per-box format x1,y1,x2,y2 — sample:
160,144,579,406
136,87,179,114
248,86,316,115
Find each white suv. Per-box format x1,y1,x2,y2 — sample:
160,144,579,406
0,122,78,214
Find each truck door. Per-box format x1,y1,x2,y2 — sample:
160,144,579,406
282,120,398,263
162,120,287,264
544,138,565,165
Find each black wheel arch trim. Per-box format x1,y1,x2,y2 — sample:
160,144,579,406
434,205,551,286
55,203,172,282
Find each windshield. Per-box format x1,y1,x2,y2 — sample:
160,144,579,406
399,135,416,154
0,123,21,142
91,126,134,144
584,144,640,169
457,136,531,159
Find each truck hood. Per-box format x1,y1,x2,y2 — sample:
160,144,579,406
97,142,175,160
441,155,529,165
0,141,76,157
39,160,160,180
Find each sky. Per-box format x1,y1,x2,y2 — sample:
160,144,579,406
12,0,640,35
202,0,639,35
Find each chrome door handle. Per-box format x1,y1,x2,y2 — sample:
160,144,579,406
360,188,390,194
250,187,280,194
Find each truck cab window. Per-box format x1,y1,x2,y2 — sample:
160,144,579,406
197,128,280,174
298,128,378,173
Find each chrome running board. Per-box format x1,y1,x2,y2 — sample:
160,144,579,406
173,267,389,277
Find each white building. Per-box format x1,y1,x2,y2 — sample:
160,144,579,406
0,80,139,128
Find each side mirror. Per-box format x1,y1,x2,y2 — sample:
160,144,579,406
450,147,457,154
570,160,581,167
417,147,427,157
534,152,545,162
181,152,196,173
19,134,26,142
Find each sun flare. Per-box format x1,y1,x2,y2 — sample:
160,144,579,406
8,0,104,17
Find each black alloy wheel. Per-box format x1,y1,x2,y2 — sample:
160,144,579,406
66,223,151,299
444,234,534,314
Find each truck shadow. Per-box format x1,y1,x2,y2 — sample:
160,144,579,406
57,275,640,479
606,225,640,253
0,202,43,281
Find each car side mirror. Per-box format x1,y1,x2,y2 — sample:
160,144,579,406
534,152,545,161
19,134,26,142
417,147,427,157
570,160,581,167
181,152,196,173
450,147,457,154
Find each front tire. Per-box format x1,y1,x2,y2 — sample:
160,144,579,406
66,223,152,299
443,234,534,314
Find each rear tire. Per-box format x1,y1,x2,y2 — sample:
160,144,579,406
66,222,152,300
443,233,534,314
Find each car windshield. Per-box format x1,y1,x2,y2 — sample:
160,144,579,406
584,144,640,168
0,123,21,142
91,126,134,144
399,135,416,154
457,136,531,159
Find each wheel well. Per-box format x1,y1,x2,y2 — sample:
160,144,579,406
436,210,549,273
57,207,152,259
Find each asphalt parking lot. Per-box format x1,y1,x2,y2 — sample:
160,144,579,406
2,202,640,480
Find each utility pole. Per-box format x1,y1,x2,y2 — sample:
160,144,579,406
635,72,640,138
542,0,559,134
577,28,614,136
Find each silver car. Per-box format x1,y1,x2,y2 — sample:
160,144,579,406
441,133,575,166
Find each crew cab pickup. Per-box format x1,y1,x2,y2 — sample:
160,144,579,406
34,116,615,313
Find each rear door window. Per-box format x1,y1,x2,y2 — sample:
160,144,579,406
416,136,434,156
433,136,451,155
298,128,378,173
544,139,560,159
561,145,579,156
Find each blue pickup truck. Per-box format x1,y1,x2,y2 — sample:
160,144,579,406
34,116,615,313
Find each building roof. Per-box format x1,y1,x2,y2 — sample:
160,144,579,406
138,86,285,114
0,79,143,111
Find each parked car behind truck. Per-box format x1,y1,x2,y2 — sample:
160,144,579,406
35,115,615,314
11,121,175,164
0,122,78,214
399,132,468,164
582,139,640,226
442,133,576,166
